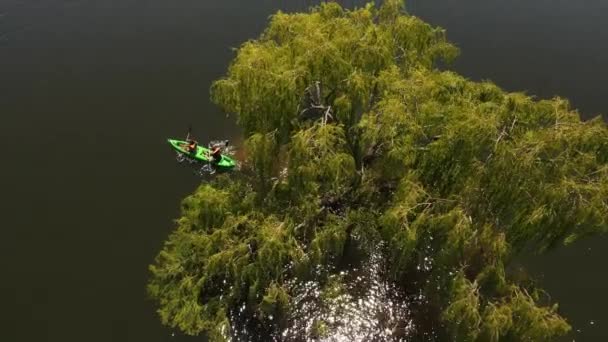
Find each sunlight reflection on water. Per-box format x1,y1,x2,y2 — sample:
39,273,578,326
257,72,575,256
281,251,415,341
228,239,444,342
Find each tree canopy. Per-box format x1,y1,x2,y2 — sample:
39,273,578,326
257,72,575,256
149,1,608,340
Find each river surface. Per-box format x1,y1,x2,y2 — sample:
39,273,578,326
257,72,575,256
1,0,607,341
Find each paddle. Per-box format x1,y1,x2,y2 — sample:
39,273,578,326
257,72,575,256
179,125,195,156
186,124,192,142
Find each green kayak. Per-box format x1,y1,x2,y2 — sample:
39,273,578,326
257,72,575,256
167,139,237,170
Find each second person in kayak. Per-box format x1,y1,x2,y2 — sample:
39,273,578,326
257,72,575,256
209,144,222,164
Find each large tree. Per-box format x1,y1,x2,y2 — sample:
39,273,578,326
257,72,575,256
149,1,608,341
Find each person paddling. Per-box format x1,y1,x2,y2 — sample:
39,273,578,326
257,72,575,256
209,144,222,163
185,139,198,154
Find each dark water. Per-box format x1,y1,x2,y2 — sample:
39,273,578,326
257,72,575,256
1,0,607,341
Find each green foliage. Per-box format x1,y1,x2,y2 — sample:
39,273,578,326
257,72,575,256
211,0,457,143
245,131,278,197
481,302,513,342
476,116,608,251
310,319,330,339
259,283,290,319
150,1,608,340
506,288,571,341
288,122,355,199
178,184,231,232
443,274,570,342
442,273,482,341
